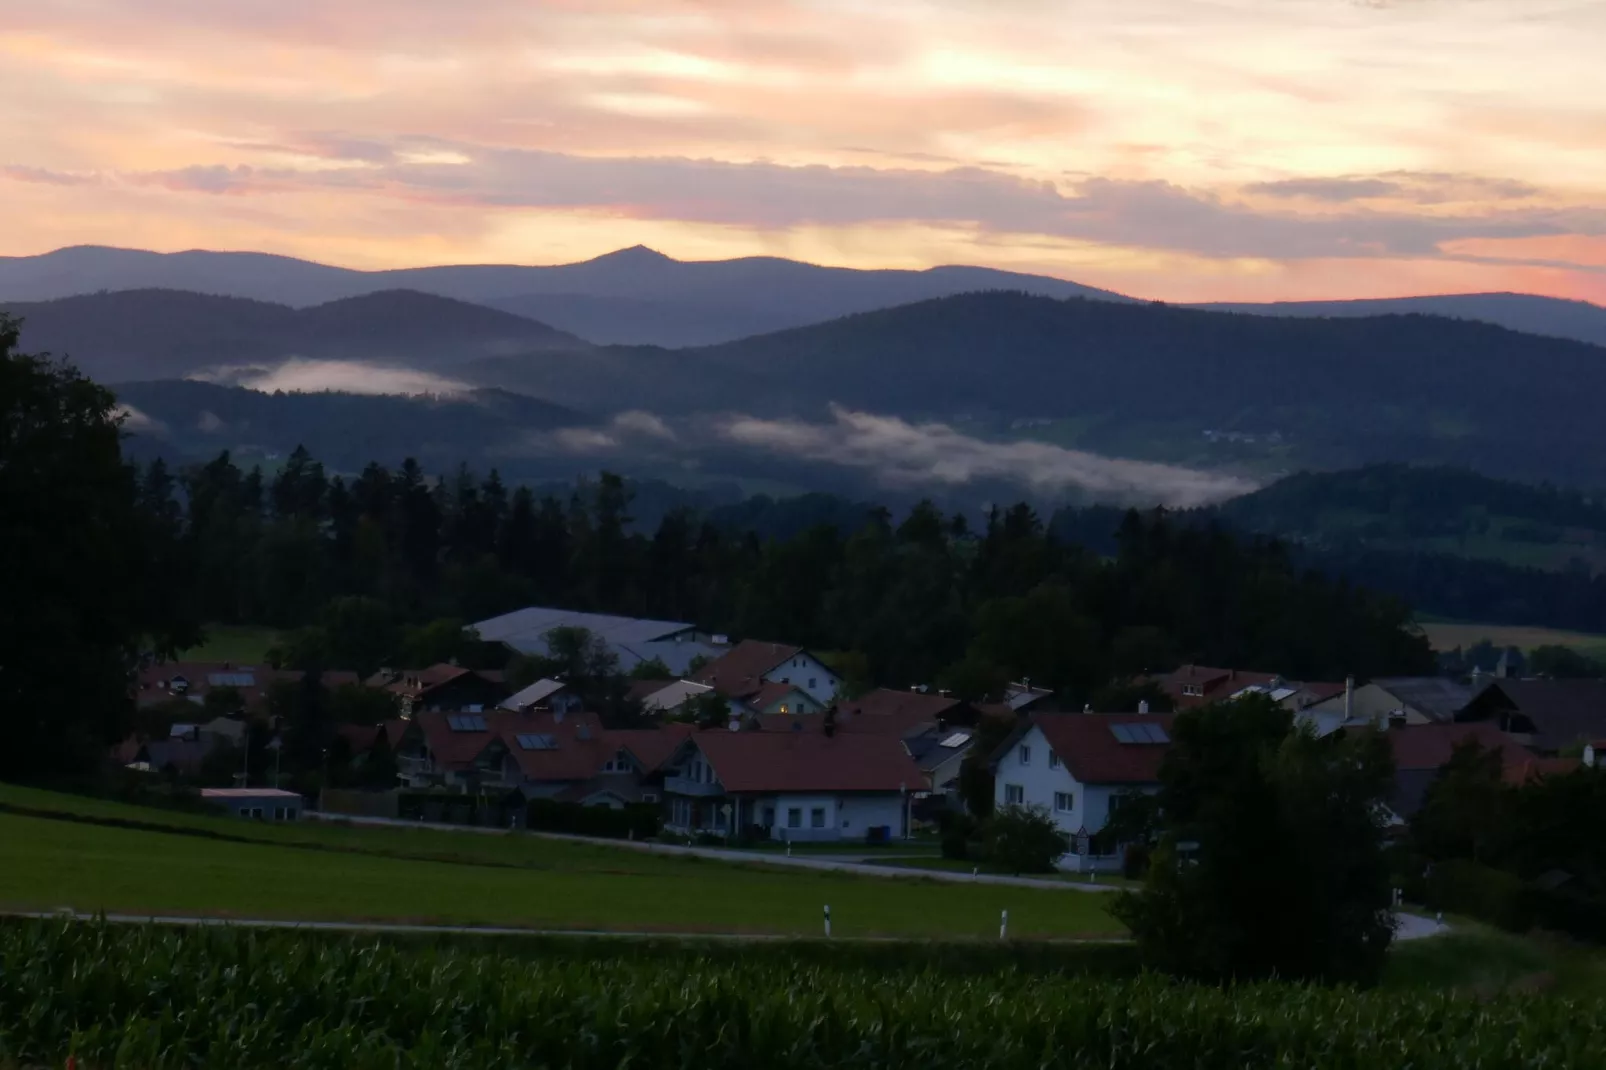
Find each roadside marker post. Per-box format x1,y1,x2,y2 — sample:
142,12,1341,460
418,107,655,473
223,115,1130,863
1000,909,1009,940
824,904,831,937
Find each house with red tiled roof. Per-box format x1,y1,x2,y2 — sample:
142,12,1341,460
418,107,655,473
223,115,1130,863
991,712,1176,872
661,729,923,842
400,708,694,807
1155,665,1341,713
692,640,840,710
134,661,361,716
367,664,509,716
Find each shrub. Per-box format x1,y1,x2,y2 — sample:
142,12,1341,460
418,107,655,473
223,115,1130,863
524,799,660,840
1422,859,1531,931
979,804,1070,874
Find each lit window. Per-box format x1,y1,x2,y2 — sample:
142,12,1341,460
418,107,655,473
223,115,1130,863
778,704,789,714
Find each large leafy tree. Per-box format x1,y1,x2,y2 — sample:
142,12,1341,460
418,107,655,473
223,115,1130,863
1113,694,1397,986
0,315,194,778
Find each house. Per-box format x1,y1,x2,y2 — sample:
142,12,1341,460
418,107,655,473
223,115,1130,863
693,640,841,707
1156,665,1279,708
1229,678,1348,711
1383,721,1533,817
471,606,725,675
201,787,303,821
368,664,509,715
1002,681,1056,714
992,713,1175,872
901,722,975,804
662,730,923,842
826,688,978,735
134,662,361,715
117,736,214,777
1305,677,1485,727
735,680,821,717
499,677,583,715
629,678,723,717
1458,679,1606,754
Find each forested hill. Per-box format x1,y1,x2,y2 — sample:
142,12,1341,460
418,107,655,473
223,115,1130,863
1214,465,1606,569
690,293,1606,486
1,288,586,382
1200,464,1606,636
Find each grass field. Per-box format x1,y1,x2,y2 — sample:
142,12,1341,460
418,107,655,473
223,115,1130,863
1417,619,1606,657
177,624,281,663
0,784,1120,939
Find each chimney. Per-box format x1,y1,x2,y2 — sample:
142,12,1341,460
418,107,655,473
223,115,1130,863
1138,700,1150,715
1586,744,1597,769
1344,676,1354,723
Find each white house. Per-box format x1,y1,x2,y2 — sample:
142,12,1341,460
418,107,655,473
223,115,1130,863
992,713,1174,872
693,640,841,707
662,729,920,843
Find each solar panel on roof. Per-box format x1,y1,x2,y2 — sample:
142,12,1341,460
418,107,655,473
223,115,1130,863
1142,724,1170,744
939,731,972,748
1110,723,1136,744
516,733,557,750
207,672,255,688
448,714,487,732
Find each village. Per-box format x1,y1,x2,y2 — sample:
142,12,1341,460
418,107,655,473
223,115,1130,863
116,604,1606,874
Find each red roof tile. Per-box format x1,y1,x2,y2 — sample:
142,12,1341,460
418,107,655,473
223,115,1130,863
1385,722,1529,771
413,709,501,770
1504,756,1581,786
494,709,610,782
690,730,923,794
607,724,696,774
1032,713,1177,785
692,640,801,699
834,689,965,734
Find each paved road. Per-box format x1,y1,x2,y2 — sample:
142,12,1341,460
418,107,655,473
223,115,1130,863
2,910,1117,944
304,811,1113,891
5,909,1451,942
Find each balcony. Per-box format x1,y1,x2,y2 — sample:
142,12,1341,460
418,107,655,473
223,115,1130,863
664,775,724,797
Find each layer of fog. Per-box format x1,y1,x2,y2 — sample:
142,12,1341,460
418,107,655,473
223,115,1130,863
719,406,1257,507
191,358,472,396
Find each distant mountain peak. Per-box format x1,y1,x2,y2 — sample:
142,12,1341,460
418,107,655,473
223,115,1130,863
584,244,676,265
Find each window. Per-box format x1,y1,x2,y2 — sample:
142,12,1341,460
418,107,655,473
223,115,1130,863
1054,792,1073,813
1018,744,1032,766
763,806,776,826
787,807,802,829
274,807,288,821
778,704,789,715
810,807,826,828
1049,752,1061,769
1004,784,1024,806
642,792,659,803
1182,684,1203,698
809,678,817,690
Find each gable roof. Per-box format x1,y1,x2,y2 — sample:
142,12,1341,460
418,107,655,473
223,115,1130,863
740,680,810,712
837,689,968,734
413,709,502,770
500,677,570,711
692,640,803,699
1385,721,1528,771
638,679,715,713
687,731,923,794
608,723,697,774
1471,679,1606,751
473,606,696,649
1373,677,1485,722
496,709,611,782
1031,713,1177,785
1157,665,1280,708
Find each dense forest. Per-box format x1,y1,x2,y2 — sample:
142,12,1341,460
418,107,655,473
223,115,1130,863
137,443,1434,695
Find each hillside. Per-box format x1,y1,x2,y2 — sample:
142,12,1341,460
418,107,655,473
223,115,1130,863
2,288,588,382
1192,293,1606,349
689,293,1606,486
113,379,591,476
1214,465,1606,573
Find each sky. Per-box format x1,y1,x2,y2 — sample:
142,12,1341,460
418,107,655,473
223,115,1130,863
2,0,1605,303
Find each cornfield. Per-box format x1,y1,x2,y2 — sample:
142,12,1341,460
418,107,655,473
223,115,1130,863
1,920,1602,1069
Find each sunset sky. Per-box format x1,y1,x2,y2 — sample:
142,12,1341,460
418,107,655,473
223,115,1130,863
3,0,1604,303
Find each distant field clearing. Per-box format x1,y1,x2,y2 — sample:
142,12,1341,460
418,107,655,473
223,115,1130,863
1417,620,1606,654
